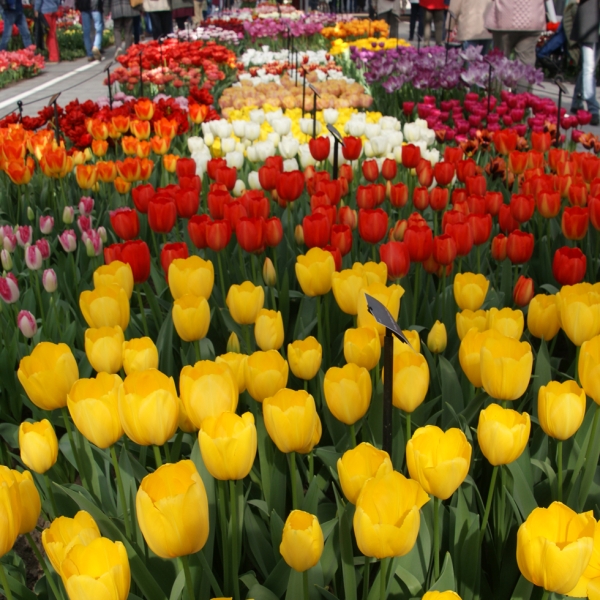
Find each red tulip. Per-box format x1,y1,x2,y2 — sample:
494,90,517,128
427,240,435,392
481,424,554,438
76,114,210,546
339,163,353,183
589,196,600,230
499,204,520,234
208,189,233,220
445,222,473,257
380,241,410,280
224,200,248,231
465,175,486,196
467,213,492,246
188,214,211,249
241,192,270,219
265,156,284,172
372,184,386,206
508,151,528,174
526,151,545,171
390,182,408,208
314,205,336,229
548,148,569,173
107,240,151,284
148,196,177,233
258,165,280,191
339,206,357,230
132,183,155,214
513,276,534,307
510,194,535,223
552,246,587,286
236,217,266,253
493,129,518,154
404,224,433,262
389,220,407,242
562,206,589,240
160,242,188,278
330,224,352,256
207,158,227,180
466,194,485,215
401,144,421,169
444,147,464,164
491,234,508,261
432,234,457,266
442,209,465,231
452,188,467,205
175,157,196,179
110,207,139,240
568,183,588,207
416,159,433,187
358,208,388,244
317,179,342,206
303,213,330,248
362,159,379,182
323,244,342,271
456,159,477,183
430,187,449,211
413,187,430,211
310,191,330,212
434,162,455,186
179,175,201,192
342,136,362,161
403,101,415,117
582,157,600,183
309,137,331,162
206,219,232,252
306,171,329,196
531,131,551,153
381,158,397,181
557,174,573,199
265,217,283,247
506,230,534,264
536,190,561,219
176,187,200,219
357,185,376,210
276,171,304,203
215,166,237,191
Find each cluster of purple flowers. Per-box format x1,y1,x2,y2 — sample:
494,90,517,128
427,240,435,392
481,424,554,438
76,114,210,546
243,13,345,39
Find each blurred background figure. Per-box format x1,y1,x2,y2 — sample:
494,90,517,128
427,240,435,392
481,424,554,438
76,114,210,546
0,0,32,50
34,0,60,61
76,0,104,61
105,0,140,51
172,0,193,30
143,0,172,39
449,0,492,52
409,0,421,41
419,0,445,45
377,0,400,38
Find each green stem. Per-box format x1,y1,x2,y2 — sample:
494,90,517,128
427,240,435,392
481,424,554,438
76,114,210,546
153,445,163,469
217,481,231,594
32,272,45,322
218,252,227,302
362,556,371,600
180,555,195,600
230,480,240,600
541,590,550,600
25,532,64,600
290,451,298,510
136,286,149,337
308,451,314,484
43,473,58,518
433,496,440,580
0,561,14,600
244,325,253,355
316,295,323,353
371,244,377,262
194,340,202,363
110,445,133,539
412,263,420,326
379,557,388,600
477,245,481,274
557,441,563,502
303,570,309,600
575,345,581,386
406,413,411,445
60,407,85,486
478,465,498,545
349,423,357,447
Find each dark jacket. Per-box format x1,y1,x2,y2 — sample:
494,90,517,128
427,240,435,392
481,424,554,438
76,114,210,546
571,0,600,45
104,0,139,19
75,0,103,12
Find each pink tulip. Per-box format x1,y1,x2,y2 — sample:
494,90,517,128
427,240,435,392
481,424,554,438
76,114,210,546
82,229,103,257
58,230,77,253
39,215,54,235
3,233,16,253
15,225,32,247
0,273,19,304
78,196,94,216
1,249,12,270
42,268,57,293
77,215,92,233
35,238,50,260
62,206,75,224
17,310,37,338
25,245,42,270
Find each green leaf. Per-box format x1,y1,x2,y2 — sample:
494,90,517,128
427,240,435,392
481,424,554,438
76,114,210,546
439,356,464,429
244,504,276,579
533,339,552,416
247,583,282,600
395,509,431,595
156,311,175,378
511,575,534,600
334,492,357,600
169,569,185,600
579,406,600,511
429,552,455,592
507,456,537,520
2,571,37,600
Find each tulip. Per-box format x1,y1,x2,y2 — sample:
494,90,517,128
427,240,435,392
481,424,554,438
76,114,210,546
19,420,58,474
309,137,331,162
422,593,462,600
105,240,151,284
245,350,289,403
172,294,211,343
254,309,284,351
226,281,264,325
18,342,79,410
562,206,589,241
513,275,534,307
324,363,372,425
303,213,330,249
337,443,393,504
180,361,238,429
538,380,586,440
516,502,595,594
9,469,40,534
553,246,587,287
199,412,257,480
506,231,534,264
137,460,209,559
263,258,277,287
296,248,336,297
480,336,533,401
432,233,457,266
84,326,124,374
458,329,503,388
354,470,429,558
357,283,404,343
1,249,12,271
94,261,134,300
0,273,19,304
527,294,560,341
355,261,388,285
332,269,367,315
537,190,562,219
453,273,489,311
265,217,283,247
488,307,525,339
122,337,159,375
579,335,600,404
427,321,447,354
557,285,600,346
344,327,381,370
160,242,188,279
510,194,535,223
17,310,37,338
491,234,508,261
389,351,430,413
25,245,42,270
118,369,179,446
79,284,130,331
278,510,324,575
477,404,530,466
379,241,410,280
168,255,214,301
263,388,318,453
132,184,155,214
110,207,139,240
358,208,388,244
342,136,362,161
287,337,322,381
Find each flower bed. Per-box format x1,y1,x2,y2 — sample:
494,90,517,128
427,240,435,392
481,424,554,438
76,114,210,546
0,47,44,87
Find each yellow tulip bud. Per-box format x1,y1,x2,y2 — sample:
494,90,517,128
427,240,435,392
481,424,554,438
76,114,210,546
67,373,124,449
216,352,247,393
538,380,586,440
353,470,429,558
61,537,130,600
557,284,600,346
122,337,159,375
118,369,179,446
10,469,40,534
527,294,560,341
199,412,257,480
17,342,79,410
280,510,324,572
263,257,277,287
423,593,462,600
295,248,336,297
79,284,130,330
168,256,214,300
294,224,304,246
390,351,429,413
480,336,533,401
226,281,265,325
227,332,241,354
42,511,101,574
136,460,209,559
344,327,381,370
245,350,289,402
172,294,211,342
336,442,393,504
453,272,489,311
287,337,322,381
93,261,134,299
180,361,238,429
324,363,372,425
19,419,58,474
458,329,503,388
456,309,488,341
331,269,367,315
406,425,472,500
0,468,21,555
517,502,595,594
427,320,447,354
353,261,387,285
263,388,318,453
84,326,124,374
580,335,600,404
356,283,405,344
254,309,284,351
477,404,530,466
488,307,524,339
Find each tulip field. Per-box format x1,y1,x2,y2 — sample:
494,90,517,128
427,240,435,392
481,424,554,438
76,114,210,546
3,9,600,600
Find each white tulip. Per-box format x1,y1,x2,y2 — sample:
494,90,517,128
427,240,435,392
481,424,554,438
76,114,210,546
271,117,292,136
244,121,261,141
370,135,389,156
298,144,316,169
279,135,299,159
232,120,246,138
203,132,215,147
365,123,382,140
267,132,280,146
323,108,339,125
233,179,246,197
187,136,205,153
221,137,237,154
248,171,262,190
249,109,265,124
300,118,322,136
423,148,440,165
387,131,404,148
421,128,436,147
246,145,260,163
283,158,299,172
265,109,283,124
256,141,276,161
379,116,400,131
393,145,403,164
364,141,374,158
226,151,244,169
191,151,210,177
403,122,422,142
346,119,366,137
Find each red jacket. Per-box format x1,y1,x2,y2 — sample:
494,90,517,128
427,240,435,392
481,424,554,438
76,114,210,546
419,0,446,9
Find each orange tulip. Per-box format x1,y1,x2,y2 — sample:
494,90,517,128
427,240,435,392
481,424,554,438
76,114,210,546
92,139,108,157
112,115,130,134
75,164,97,190
151,136,171,155
189,104,209,124
134,98,154,120
114,177,132,194
87,118,109,141
97,160,117,183
40,144,68,178
116,158,141,182
130,119,151,140
136,141,151,159
163,154,179,173
2,139,26,161
6,159,33,185
121,136,139,156
139,158,154,181
153,118,178,140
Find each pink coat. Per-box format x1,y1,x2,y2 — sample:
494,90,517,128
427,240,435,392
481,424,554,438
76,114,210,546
484,0,546,32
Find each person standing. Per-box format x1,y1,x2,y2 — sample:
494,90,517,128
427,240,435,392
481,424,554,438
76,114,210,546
34,0,59,61
76,0,104,61
171,0,192,30
143,0,172,39
376,0,399,39
449,0,492,52
0,0,32,50
105,0,140,51
409,0,420,41
419,0,445,45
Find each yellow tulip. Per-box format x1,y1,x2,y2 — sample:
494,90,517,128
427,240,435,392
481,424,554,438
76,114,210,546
527,294,560,341
456,309,488,341
199,412,257,480
177,397,197,433
324,363,372,425
488,307,524,339
580,335,600,404
422,593,462,600
67,373,124,449
395,330,420,355
136,460,209,558
477,404,530,466
357,283,405,343
331,269,367,315
172,294,211,342
118,369,179,446
10,469,40,534
245,350,289,402
93,261,134,299
567,520,600,598
538,380,586,440
263,257,277,287
168,256,214,300
19,420,58,474
226,281,265,325
61,536,130,600
427,321,447,354
516,502,595,594
215,352,247,393
79,284,130,330
287,337,322,380
295,247,336,296
344,327,381,370
390,351,430,413
254,309,284,351
226,332,241,353
406,425,472,500
556,284,600,346
337,443,393,504
180,361,238,429
17,342,79,410
84,326,124,374
263,389,318,453
480,336,533,401
280,510,324,572
458,329,503,388
353,261,387,285
453,273,489,311
353,470,429,558
0,468,21,556
122,337,159,375
42,511,101,574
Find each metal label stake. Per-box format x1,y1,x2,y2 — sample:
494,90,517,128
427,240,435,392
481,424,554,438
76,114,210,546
555,76,568,148
309,83,320,139
48,93,61,144
327,124,344,180
104,60,114,109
